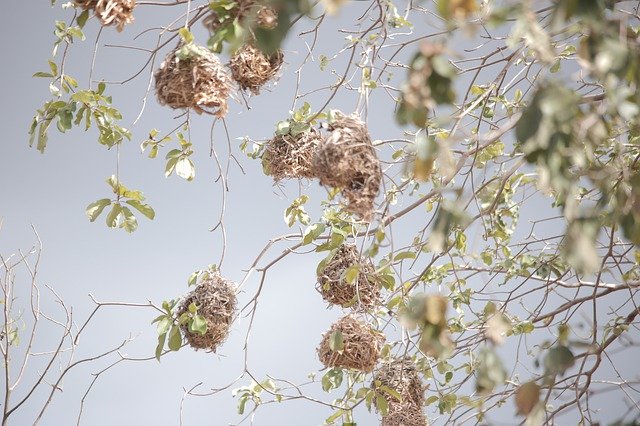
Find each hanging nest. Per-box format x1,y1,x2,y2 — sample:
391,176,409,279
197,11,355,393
312,111,382,221
263,128,321,181
229,44,284,94
317,315,384,372
154,44,232,116
203,0,278,32
373,357,425,406
381,401,429,426
73,0,135,31
317,244,380,309
177,272,237,351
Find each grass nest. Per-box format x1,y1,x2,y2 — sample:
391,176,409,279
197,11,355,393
154,44,232,116
312,111,382,221
317,244,380,309
374,357,425,406
177,272,237,351
382,401,429,426
317,315,384,372
74,0,136,32
263,128,321,181
203,0,277,32
229,44,284,94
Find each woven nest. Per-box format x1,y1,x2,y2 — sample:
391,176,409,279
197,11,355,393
74,0,135,31
177,272,237,351
229,44,283,94
154,45,232,116
382,401,429,426
317,244,380,309
312,112,382,221
374,357,425,406
203,0,277,32
263,129,321,181
317,315,384,372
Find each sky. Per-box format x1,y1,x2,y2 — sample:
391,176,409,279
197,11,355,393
1,1,638,425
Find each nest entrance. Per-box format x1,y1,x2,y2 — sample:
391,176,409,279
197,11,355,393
177,272,237,351
74,0,136,32
317,315,384,372
229,44,283,94
154,45,231,116
317,244,380,309
312,112,382,221
263,129,321,181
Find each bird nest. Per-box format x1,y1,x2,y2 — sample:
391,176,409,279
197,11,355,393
312,112,382,221
373,357,425,406
317,244,380,309
154,44,232,116
263,129,321,181
74,0,136,32
203,0,277,32
229,44,284,94
177,272,237,351
317,315,384,372
382,401,429,426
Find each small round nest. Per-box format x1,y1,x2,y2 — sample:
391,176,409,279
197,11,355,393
374,357,425,406
203,0,277,32
177,272,237,351
312,112,382,221
229,44,284,94
154,45,232,116
317,244,380,309
382,401,429,426
263,129,321,181
317,315,384,372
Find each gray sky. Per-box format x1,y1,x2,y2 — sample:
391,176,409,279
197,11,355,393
2,1,638,425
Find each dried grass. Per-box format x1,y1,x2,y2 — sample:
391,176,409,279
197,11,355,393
263,129,321,181
154,45,232,116
312,112,382,221
255,5,278,29
229,44,283,94
382,401,429,426
317,244,380,309
317,315,384,372
203,0,277,32
177,272,237,351
74,0,135,31
374,357,425,406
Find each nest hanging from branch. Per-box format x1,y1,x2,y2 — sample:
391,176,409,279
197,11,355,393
154,45,232,116
382,401,429,426
263,128,321,181
312,111,382,221
74,0,136,31
317,315,384,372
374,357,425,406
229,44,284,94
317,244,380,309
177,272,237,351
203,0,278,32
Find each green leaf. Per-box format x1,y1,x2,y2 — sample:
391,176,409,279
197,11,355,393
344,265,360,284
105,203,122,228
394,251,417,261
86,198,111,222
119,206,138,233
48,60,58,76
328,330,344,352
77,9,89,28
175,157,195,181
33,72,54,78
375,394,389,416
125,199,155,220
302,223,326,245
156,316,172,335
168,325,182,351
155,333,166,361
178,27,195,44
189,314,208,335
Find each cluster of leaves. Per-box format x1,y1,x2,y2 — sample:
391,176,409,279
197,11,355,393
142,129,196,181
274,102,325,137
152,299,208,360
86,176,155,232
401,294,455,360
233,379,282,415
